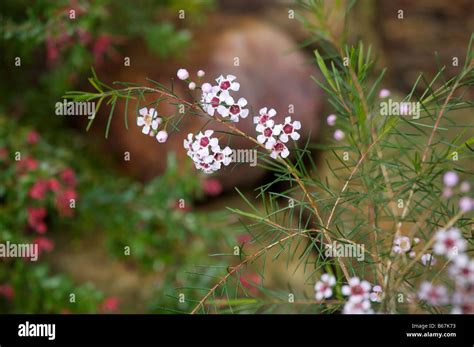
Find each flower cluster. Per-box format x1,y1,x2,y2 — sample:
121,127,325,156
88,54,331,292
200,74,249,123
314,274,383,314
174,68,303,173
184,130,232,174
416,226,473,313
255,108,300,159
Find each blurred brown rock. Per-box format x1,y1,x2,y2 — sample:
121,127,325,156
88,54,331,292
93,15,323,190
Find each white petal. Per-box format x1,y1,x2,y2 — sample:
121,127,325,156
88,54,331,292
240,109,249,118
268,109,276,117
149,108,157,117
281,148,289,158
137,117,145,126
151,120,159,130
291,132,300,140
139,107,148,116
259,107,267,115
142,125,150,134
217,105,229,117
293,121,301,130
279,134,289,143
257,135,266,144
238,98,247,107
230,82,240,91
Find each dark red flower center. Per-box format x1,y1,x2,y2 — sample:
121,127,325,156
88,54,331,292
260,114,269,124
283,124,293,134
351,285,364,296
444,239,455,248
274,142,285,152
230,105,240,115
220,81,231,90
264,128,273,137
214,153,223,161
200,137,210,147
211,97,220,108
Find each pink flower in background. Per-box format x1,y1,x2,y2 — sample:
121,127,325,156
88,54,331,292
56,189,77,217
34,237,55,254
26,130,40,145
27,207,47,234
202,178,223,197
326,114,337,126
433,228,466,258
239,274,261,296
17,156,38,173
378,89,391,98
0,284,15,300
93,34,112,66
236,234,252,244
100,297,120,313
417,282,449,306
443,171,459,187
48,178,61,193
29,180,49,200
60,168,77,187
0,147,8,160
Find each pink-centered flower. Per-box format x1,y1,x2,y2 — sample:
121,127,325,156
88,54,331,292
417,282,449,306
257,124,282,145
216,74,240,92
314,273,336,300
267,140,289,159
433,228,466,258
343,299,373,314
342,277,371,302
279,117,301,143
254,107,277,127
449,254,474,286
217,95,249,122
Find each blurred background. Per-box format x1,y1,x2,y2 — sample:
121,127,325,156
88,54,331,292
0,0,473,313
